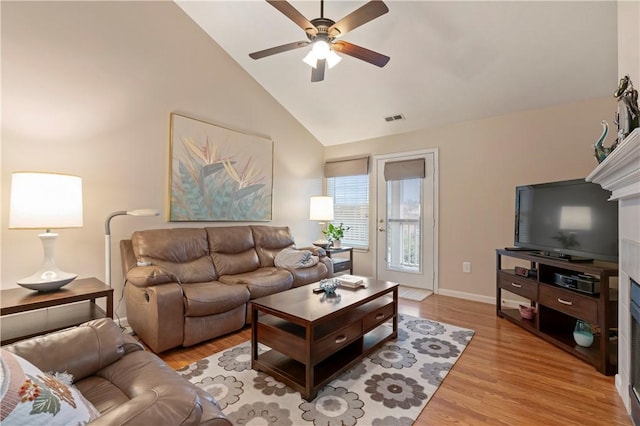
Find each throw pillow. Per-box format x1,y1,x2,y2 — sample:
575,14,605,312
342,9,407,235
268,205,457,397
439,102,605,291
0,348,100,425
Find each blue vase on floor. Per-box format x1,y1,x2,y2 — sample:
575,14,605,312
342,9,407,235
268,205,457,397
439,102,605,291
573,320,594,347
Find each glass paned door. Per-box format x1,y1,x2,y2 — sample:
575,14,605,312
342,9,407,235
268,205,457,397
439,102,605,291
386,178,422,273
376,152,436,290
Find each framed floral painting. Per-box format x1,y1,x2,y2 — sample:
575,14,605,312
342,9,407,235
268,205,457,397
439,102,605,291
169,113,273,221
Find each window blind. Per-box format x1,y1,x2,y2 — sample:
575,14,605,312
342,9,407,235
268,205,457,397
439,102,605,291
326,174,369,249
384,158,425,181
324,156,369,178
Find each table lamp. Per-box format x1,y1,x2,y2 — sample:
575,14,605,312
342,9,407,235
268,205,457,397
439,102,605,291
105,209,159,287
309,196,334,247
9,172,83,291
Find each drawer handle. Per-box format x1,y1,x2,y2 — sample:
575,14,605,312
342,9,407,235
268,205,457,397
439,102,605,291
557,298,573,306
511,283,522,288
335,335,347,344
375,313,385,320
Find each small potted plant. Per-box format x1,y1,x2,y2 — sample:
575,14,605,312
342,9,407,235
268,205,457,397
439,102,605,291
322,223,350,248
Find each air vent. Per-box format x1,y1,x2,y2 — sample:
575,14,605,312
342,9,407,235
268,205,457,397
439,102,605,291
384,113,405,122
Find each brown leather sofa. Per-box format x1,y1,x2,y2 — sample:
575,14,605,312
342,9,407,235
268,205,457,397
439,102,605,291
3,318,230,425
120,225,332,353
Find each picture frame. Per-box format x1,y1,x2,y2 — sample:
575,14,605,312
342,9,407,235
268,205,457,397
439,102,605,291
169,113,273,221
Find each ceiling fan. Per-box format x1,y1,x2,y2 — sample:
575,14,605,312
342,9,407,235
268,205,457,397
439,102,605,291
249,0,390,82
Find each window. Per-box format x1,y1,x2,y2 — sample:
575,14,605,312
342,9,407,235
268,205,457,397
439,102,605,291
326,174,369,249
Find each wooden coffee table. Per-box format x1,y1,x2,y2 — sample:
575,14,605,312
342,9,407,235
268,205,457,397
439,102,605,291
250,278,398,400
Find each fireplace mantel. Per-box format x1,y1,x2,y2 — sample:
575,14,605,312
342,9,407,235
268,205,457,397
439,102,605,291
586,128,640,200
586,127,640,419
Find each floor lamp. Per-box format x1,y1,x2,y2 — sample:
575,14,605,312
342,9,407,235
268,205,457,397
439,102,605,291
104,209,159,287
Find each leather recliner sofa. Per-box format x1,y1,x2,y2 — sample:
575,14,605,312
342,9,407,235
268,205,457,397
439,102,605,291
3,318,230,425
120,225,332,353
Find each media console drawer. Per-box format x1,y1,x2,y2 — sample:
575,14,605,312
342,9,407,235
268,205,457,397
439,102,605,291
497,271,537,300
539,284,598,324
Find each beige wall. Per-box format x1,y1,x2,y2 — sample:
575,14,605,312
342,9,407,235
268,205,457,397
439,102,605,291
618,0,640,83
326,97,616,302
1,1,325,315
0,1,627,316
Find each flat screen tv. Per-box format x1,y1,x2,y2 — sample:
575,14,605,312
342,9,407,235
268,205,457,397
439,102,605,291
514,178,618,262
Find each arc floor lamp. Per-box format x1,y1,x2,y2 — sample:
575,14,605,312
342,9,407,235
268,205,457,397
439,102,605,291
105,209,159,287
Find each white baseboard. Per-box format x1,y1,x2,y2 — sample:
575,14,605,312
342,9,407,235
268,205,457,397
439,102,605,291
436,288,522,309
437,289,495,304
615,374,631,414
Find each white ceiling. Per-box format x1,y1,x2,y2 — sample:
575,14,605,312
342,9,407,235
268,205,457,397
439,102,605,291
176,1,618,146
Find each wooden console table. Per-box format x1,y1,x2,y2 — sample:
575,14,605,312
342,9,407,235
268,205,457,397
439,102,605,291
496,249,618,375
1,277,113,345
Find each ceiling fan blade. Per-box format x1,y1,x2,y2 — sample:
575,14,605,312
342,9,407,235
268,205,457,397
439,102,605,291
266,0,318,36
249,41,309,59
332,41,390,67
311,59,326,82
328,0,389,37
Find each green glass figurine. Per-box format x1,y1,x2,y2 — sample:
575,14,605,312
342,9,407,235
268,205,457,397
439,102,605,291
594,120,615,163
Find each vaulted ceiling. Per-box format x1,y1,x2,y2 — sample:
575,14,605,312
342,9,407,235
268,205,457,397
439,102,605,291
176,1,618,146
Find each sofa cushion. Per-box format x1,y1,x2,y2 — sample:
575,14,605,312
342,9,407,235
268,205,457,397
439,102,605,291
181,282,250,317
75,376,128,416
250,225,295,267
0,348,100,425
287,263,330,287
206,227,260,275
132,228,217,283
218,268,293,299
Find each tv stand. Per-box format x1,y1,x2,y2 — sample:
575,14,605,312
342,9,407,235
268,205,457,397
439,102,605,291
532,251,593,263
496,249,618,375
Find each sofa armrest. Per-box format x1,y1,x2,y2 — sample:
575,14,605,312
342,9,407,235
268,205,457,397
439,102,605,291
126,265,176,287
320,256,334,278
3,319,127,382
85,351,230,426
125,282,185,353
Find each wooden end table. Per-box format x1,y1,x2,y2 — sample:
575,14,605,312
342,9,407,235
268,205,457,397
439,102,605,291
1,277,113,345
250,278,398,400
325,246,353,275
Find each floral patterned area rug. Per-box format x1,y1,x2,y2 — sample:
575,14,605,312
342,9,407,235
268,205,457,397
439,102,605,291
178,314,474,425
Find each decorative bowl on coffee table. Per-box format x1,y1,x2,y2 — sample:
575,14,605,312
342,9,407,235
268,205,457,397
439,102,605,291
319,278,338,295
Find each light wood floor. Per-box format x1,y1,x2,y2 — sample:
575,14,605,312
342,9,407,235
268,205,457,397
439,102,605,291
159,294,631,425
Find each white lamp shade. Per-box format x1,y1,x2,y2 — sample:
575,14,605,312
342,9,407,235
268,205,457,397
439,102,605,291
312,40,330,59
303,50,318,68
9,172,83,229
309,196,334,221
326,50,342,69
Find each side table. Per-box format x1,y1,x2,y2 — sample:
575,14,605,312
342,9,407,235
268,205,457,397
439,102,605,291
1,277,113,345
325,246,353,275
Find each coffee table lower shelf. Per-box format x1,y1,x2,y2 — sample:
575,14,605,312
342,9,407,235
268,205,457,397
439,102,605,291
254,325,395,398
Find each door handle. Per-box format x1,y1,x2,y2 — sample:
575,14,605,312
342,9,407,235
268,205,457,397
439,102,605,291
378,227,386,232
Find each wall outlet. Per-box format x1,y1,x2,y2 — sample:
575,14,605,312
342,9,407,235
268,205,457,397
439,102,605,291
463,262,471,273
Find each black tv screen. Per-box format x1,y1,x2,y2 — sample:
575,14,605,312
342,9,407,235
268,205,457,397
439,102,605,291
514,179,618,262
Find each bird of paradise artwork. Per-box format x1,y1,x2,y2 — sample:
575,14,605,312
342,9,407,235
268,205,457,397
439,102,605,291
169,113,273,221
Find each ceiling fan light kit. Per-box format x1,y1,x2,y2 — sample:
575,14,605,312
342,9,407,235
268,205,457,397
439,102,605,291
249,0,390,82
